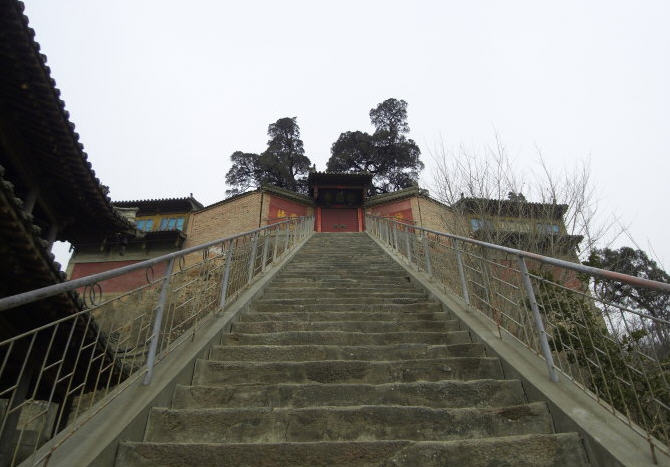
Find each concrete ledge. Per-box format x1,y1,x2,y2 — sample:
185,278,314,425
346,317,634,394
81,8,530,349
22,232,313,467
367,231,668,467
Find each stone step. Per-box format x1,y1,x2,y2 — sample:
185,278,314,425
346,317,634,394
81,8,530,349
285,262,402,271
209,343,486,361
277,273,409,279
144,403,552,443
193,358,503,386
264,282,417,290
231,320,461,334
256,297,431,305
261,290,427,299
251,303,443,313
270,276,416,290
278,266,405,272
172,379,524,409
238,311,449,323
221,330,471,346
118,434,589,467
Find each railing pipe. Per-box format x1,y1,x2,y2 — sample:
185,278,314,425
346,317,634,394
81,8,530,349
0,217,310,313
517,256,560,382
143,257,175,385
365,215,670,294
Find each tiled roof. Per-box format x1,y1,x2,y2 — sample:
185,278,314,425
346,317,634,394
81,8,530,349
453,197,569,219
307,172,373,186
198,185,313,213
0,1,126,395
113,196,204,213
0,1,135,243
364,186,432,207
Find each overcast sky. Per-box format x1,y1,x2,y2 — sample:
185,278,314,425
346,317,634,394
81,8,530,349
23,1,669,269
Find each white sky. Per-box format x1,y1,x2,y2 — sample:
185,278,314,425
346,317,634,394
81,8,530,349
23,1,669,269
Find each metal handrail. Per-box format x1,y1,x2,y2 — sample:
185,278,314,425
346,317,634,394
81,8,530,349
366,215,670,294
0,216,314,466
366,213,670,460
0,217,310,313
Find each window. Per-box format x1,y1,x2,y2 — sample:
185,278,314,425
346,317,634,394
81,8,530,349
159,217,185,231
536,223,559,234
135,219,154,232
470,219,491,231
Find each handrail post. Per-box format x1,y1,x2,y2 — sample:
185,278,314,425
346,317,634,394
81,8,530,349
455,240,470,306
423,234,432,275
392,223,399,250
143,257,175,385
219,239,235,309
283,223,290,253
261,231,270,272
517,256,559,382
247,233,259,283
272,225,279,262
405,227,412,263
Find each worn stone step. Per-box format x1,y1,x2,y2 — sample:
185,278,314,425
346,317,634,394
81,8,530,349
118,434,588,467
256,297,430,305
145,403,552,443
264,283,417,291
268,279,414,287
209,343,485,361
261,290,427,299
231,320,460,334
283,264,402,271
252,303,442,313
238,311,449,323
172,379,524,409
193,358,503,386
221,330,471,346
277,271,408,278
281,268,402,274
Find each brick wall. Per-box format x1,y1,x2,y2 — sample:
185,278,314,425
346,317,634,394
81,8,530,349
184,192,263,249
414,197,463,234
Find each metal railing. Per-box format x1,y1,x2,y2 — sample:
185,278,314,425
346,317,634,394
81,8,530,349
0,216,313,466
366,214,670,462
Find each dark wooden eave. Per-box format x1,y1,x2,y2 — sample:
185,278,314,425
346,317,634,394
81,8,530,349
308,172,373,198
0,0,135,245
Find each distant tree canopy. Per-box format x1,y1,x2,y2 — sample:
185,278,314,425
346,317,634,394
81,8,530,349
327,98,423,194
584,246,670,323
225,117,312,196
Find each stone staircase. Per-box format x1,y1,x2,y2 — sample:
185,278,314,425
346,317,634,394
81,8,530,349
116,233,590,466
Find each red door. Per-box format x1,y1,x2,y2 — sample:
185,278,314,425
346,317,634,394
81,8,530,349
321,209,359,232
